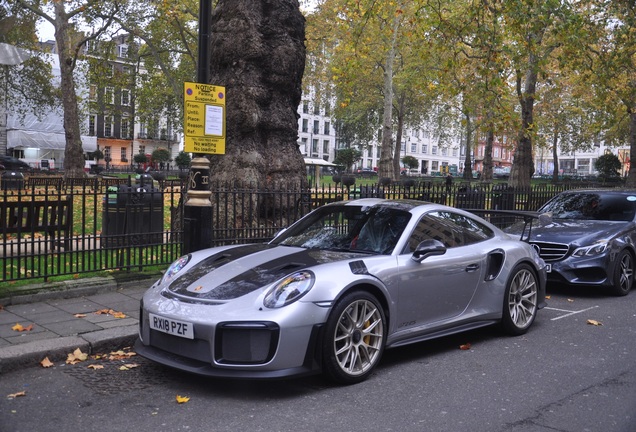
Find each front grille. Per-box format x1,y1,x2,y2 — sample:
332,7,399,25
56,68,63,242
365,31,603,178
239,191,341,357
531,241,569,262
149,330,212,363
215,322,279,365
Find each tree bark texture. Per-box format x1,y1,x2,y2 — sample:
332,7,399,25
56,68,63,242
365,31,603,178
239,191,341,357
626,109,636,188
510,64,537,188
207,0,306,186
53,3,86,178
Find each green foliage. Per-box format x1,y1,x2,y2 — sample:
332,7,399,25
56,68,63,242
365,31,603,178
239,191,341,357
175,151,192,169
595,153,622,178
334,148,362,172
402,155,418,169
134,153,148,165
151,148,171,163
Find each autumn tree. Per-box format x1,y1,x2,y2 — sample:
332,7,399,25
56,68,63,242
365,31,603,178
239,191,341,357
573,0,636,187
15,0,122,178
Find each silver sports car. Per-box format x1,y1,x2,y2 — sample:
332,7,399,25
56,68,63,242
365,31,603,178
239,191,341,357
135,199,547,384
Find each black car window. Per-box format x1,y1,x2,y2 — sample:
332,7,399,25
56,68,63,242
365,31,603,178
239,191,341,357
406,211,494,252
540,193,636,221
274,205,411,254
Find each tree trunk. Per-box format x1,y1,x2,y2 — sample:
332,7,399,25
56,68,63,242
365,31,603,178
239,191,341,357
462,110,473,181
510,63,537,188
377,14,400,181
53,3,85,178
207,0,306,186
393,93,406,180
626,109,636,188
551,127,559,183
482,128,494,181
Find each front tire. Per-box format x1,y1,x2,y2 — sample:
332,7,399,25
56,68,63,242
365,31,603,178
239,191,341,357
501,263,539,336
322,291,386,384
610,249,633,296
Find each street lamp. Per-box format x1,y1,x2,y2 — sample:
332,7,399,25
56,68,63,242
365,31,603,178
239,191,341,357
183,1,213,254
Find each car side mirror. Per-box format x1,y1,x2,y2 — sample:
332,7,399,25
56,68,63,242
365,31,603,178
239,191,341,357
411,239,447,263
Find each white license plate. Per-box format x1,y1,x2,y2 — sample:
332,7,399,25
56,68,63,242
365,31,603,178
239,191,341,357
149,313,194,339
545,264,552,273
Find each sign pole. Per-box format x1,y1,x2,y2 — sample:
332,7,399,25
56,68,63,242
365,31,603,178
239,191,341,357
183,0,213,254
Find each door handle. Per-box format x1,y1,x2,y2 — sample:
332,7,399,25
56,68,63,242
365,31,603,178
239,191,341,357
465,264,480,272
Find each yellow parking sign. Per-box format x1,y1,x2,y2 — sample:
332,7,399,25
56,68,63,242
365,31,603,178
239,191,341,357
183,82,226,154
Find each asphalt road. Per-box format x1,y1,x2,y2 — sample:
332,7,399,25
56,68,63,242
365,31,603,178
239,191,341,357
1,284,635,432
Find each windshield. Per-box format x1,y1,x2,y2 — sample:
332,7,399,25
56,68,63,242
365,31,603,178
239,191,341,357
540,193,636,222
272,205,412,254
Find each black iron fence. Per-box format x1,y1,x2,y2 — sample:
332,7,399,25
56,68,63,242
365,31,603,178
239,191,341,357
0,175,594,283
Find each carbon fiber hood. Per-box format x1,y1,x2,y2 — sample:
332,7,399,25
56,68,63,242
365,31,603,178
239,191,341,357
166,244,365,300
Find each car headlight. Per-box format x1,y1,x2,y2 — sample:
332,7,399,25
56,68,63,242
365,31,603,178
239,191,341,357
572,242,608,257
161,254,191,284
264,271,315,308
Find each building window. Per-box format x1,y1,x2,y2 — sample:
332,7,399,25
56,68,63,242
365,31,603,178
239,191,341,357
104,116,113,137
422,144,427,154
121,89,130,106
312,139,319,156
302,118,308,133
121,116,130,139
104,146,112,160
120,147,127,162
411,143,417,153
105,87,114,104
88,115,97,136
313,120,319,134
313,104,320,115
442,148,448,156
452,148,458,157
139,145,145,155
118,45,128,58
301,137,308,154
324,121,330,135
432,146,438,155
108,64,114,77
323,140,329,155
302,101,309,114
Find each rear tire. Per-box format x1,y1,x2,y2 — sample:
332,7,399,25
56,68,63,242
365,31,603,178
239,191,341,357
322,291,386,384
610,249,633,296
501,263,538,336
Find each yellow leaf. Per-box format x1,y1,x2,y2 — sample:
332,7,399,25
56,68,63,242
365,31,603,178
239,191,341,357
112,312,127,319
123,363,140,369
545,295,551,300
587,319,603,326
66,348,89,364
88,364,104,370
12,323,33,332
176,395,190,404
119,365,130,371
40,357,54,368
7,391,26,399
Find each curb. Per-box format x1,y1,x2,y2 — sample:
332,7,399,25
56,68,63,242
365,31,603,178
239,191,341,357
0,274,159,374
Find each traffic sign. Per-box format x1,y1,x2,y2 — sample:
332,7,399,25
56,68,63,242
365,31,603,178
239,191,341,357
183,82,226,154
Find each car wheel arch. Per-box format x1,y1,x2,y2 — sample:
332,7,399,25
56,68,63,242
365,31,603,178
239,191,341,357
330,282,391,325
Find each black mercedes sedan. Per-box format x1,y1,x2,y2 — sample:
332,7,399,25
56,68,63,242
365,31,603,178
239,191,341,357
508,189,636,296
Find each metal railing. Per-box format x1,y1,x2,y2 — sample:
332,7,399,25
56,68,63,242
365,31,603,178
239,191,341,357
0,176,598,283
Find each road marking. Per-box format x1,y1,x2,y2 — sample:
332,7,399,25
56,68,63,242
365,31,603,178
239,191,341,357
544,305,599,321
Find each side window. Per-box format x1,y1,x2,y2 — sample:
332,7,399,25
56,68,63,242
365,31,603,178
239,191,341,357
407,213,460,251
406,211,494,252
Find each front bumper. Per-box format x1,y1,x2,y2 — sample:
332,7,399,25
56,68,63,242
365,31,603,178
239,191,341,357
546,253,613,287
136,290,330,379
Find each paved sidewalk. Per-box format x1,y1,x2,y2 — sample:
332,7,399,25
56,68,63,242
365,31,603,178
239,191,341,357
0,275,158,374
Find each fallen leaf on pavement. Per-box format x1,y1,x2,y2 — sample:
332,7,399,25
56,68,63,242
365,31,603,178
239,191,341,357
108,350,137,361
74,313,87,318
88,364,104,370
7,391,26,399
95,309,126,318
459,343,472,350
587,319,603,326
40,357,54,368
176,395,190,404
12,323,34,332
66,348,89,364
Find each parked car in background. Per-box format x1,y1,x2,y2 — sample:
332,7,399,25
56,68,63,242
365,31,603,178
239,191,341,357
136,199,546,384
0,155,31,171
506,189,636,296
357,167,377,177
